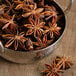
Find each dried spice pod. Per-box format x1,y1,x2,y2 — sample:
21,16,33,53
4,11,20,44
1,31,28,50
24,14,45,37
42,5,58,23
22,5,44,18
14,0,35,10
33,34,53,50
0,13,18,30
4,0,15,14
43,22,61,39
42,60,63,76
55,56,73,70
14,0,30,10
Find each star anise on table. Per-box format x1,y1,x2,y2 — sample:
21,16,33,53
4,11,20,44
42,60,63,76
55,56,73,70
0,13,18,30
24,15,45,37
1,31,28,50
33,34,53,50
41,5,58,24
43,22,61,39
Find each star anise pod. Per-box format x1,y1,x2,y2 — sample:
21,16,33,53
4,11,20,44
21,2,44,17
0,13,18,30
1,31,28,50
55,56,73,70
5,0,15,14
42,60,63,76
14,0,36,11
14,0,29,10
24,15,45,37
41,5,58,24
44,22,61,39
33,34,53,50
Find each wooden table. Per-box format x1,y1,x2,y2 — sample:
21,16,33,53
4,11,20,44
0,0,76,76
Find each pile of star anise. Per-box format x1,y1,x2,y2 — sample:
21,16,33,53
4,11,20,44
0,0,61,51
42,56,73,76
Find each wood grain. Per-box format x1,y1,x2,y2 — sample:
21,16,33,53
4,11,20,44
0,0,76,76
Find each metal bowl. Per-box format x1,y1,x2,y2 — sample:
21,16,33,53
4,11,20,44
0,0,74,64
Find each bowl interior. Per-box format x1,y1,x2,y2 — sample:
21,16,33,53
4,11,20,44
0,0,66,52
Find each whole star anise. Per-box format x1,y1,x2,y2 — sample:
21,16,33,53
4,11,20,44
44,22,61,39
14,0,36,11
0,13,18,30
5,0,15,14
24,15,45,37
1,31,28,50
55,56,73,70
33,34,53,50
42,60,63,76
41,5,58,24
21,1,44,18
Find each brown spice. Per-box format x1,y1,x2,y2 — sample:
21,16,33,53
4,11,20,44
43,22,61,39
55,56,73,70
33,34,53,50
24,14,45,37
0,13,18,30
2,31,28,50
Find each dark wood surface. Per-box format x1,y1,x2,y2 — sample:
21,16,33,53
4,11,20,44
0,0,76,76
